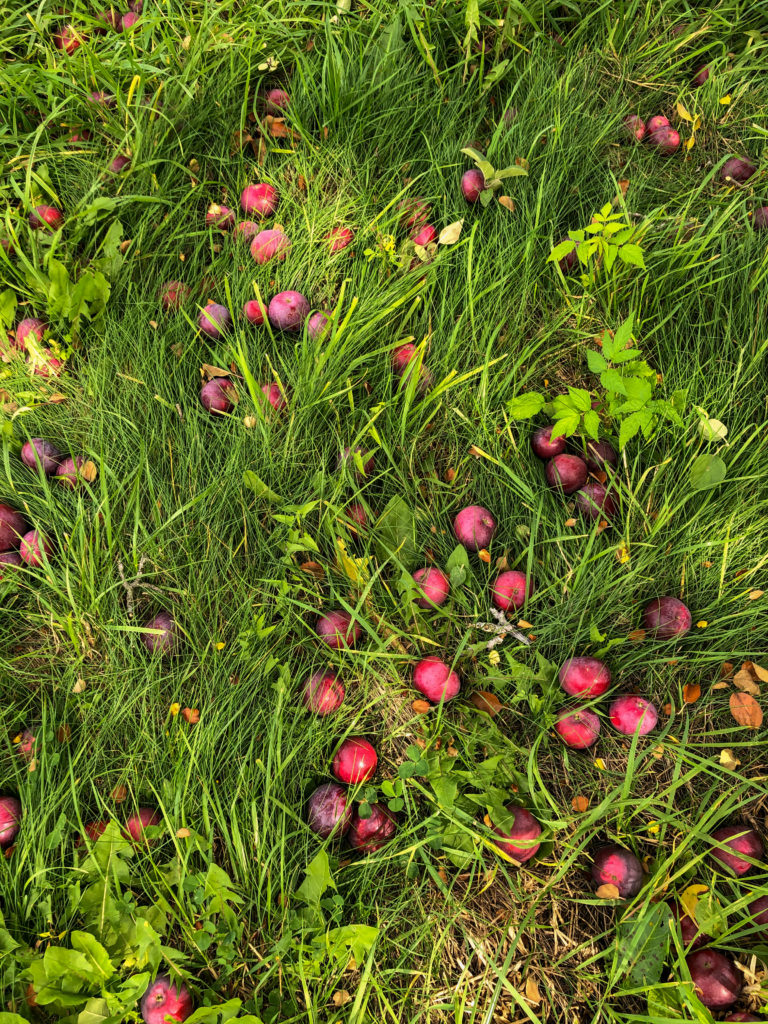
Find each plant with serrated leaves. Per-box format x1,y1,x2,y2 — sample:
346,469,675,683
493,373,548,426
461,147,528,206
507,314,686,450
549,203,646,281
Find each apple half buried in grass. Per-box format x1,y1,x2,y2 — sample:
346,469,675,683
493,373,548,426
348,803,397,853
642,596,691,639
19,530,52,567
21,439,62,476
685,949,741,1010
306,782,352,839
140,974,193,1024
491,570,532,611
0,796,21,847
412,567,450,608
591,844,643,898
747,893,768,941
0,504,29,551
545,454,588,494
125,807,161,844
490,805,542,864
302,671,345,715
412,656,460,704
709,824,764,876
316,610,360,649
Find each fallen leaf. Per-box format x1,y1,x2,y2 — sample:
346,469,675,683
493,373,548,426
730,692,763,729
753,664,768,683
438,219,464,245
616,542,631,564
181,34,191,49
332,991,351,1008
721,661,734,678
628,629,646,643
444,467,456,483
73,678,86,693
650,744,664,759
676,100,693,122
446,745,458,756
297,173,306,192
182,707,200,724
176,827,191,838
618,179,630,198
719,94,732,105
47,393,68,404
478,548,491,563
683,683,701,704
712,682,730,690
594,757,607,770
697,620,708,628
662,702,672,715
517,619,533,629
571,795,589,813
201,363,230,380
80,460,98,483
733,669,760,696
495,555,509,571
300,561,324,579
57,724,71,743
719,748,741,770
748,590,764,600
564,517,577,527
681,883,709,921
149,320,158,330
243,415,257,429
470,691,503,716
524,977,541,1005
412,699,431,714
498,195,515,212
111,784,127,803
596,883,620,900
515,156,530,171
28,759,37,773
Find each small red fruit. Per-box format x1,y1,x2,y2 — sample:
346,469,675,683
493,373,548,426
306,782,352,839
205,204,235,230
333,737,377,784
307,311,331,340
326,226,354,252
748,893,768,941
576,482,618,521
669,898,709,949
721,157,757,184
141,611,178,655
235,221,260,240
490,570,532,612
646,115,670,133
410,224,437,246
624,114,646,142
753,207,768,232
0,504,29,551
264,88,290,114
82,820,108,843
53,25,83,54
554,708,600,749
461,168,486,203
345,502,368,531
121,11,139,29
709,824,764,876
0,551,22,578
159,281,191,312
140,975,193,1024
491,805,542,864
125,807,161,844
108,154,131,174
243,299,267,325
592,844,643,897
531,426,566,459
647,126,680,155
261,383,286,412
200,378,235,416
302,671,345,715
348,804,397,853
29,205,64,231
545,454,588,494
559,657,611,698
19,530,52,567
412,567,450,608
15,318,48,349
397,198,430,231
685,949,741,1010
584,439,618,472
642,596,692,638
316,610,361,650
453,505,496,551
56,455,96,490
609,695,658,736
412,656,460,704
198,302,232,339
0,796,21,847
267,291,310,332
240,183,279,217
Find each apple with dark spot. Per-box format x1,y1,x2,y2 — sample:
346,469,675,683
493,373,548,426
491,805,542,864
685,949,741,1009
592,844,643,897
332,737,377,784
316,610,360,649
709,824,763,876
348,804,397,853
140,975,193,1024
205,204,234,230
453,505,496,551
643,596,691,638
413,656,460,703
306,782,352,839
302,671,345,715
412,567,450,608
609,695,658,735
555,708,600,748
559,657,611,698
721,158,756,183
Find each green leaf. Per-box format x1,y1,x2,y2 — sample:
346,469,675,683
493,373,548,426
460,147,485,163
618,411,645,449
610,314,634,354
493,165,528,179
586,349,608,373
479,188,494,207
481,58,511,92
646,986,685,1019
609,346,642,365
507,392,545,418
604,243,618,272
242,471,283,503
582,410,600,440
615,904,671,990
697,417,727,441
295,850,334,906
441,826,475,869
693,891,727,937
477,160,494,182
567,387,592,412
70,933,114,982
548,240,576,264
0,289,17,330
600,368,628,396
549,414,580,440
446,544,469,587
623,376,653,403
375,495,418,568
78,198,117,227
618,243,646,268
689,454,726,491
611,228,635,245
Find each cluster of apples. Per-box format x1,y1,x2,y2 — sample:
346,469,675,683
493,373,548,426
532,425,619,522
53,3,143,52
3,313,64,379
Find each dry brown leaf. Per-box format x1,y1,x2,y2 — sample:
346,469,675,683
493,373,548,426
412,699,431,714
730,691,763,729
564,517,577,527
712,681,730,690
753,663,768,683
662,702,672,716
57,724,71,743
182,707,200,724
517,619,533,629
444,467,456,483
300,561,324,579
719,749,741,770
596,883,620,900
332,991,351,1007
524,977,541,1005
111,784,127,803
618,179,630,198
230,131,252,155
176,827,191,839
201,363,230,381
297,174,306,192
628,629,646,644
498,195,515,212
47,393,68,404
683,683,701,704
514,156,530,171
81,460,98,483
73,678,86,693
438,219,464,245
470,691,503,716
495,555,509,571
748,590,764,600
733,669,760,696
721,661,734,677
571,795,589,813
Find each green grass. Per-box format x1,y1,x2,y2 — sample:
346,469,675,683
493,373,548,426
1,0,768,1021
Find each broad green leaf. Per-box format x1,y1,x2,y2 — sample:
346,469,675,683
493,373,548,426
615,904,671,990
697,417,727,441
477,160,495,182
442,826,474,869
611,314,634,353
600,368,629,396
79,198,117,227
70,932,114,982
618,411,645,449
689,454,726,491
548,240,576,264
481,59,510,92
567,387,592,412
460,147,485,163
507,392,545,418
446,544,470,587
604,243,618,272
494,166,528,179
295,849,334,906
242,471,283,503
609,347,642,365
375,495,418,568
582,410,601,440
586,349,608,373
549,414,580,440
479,188,495,207
618,243,646,268
0,289,17,329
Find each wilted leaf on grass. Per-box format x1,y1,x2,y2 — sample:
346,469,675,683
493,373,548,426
733,668,759,696
176,827,191,839
111,784,127,803
201,363,230,380
470,691,503,716
73,678,86,693
564,517,577,527
596,883,620,899
729,692,762,729
571,795,589,813
683,683,701,704
412,699,431,714
719,749,741,770
498,196,515,212
748,590,764,600
524,978,541,1004
300,561,324,579
753,663,768,683
478,548,491,564
438,219,463,245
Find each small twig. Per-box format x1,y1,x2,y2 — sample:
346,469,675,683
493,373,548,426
471,607,532,648
117,555,163,618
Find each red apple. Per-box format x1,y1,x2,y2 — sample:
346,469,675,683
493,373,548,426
19,530,52,567
491,805,541,864
461,168,486,203
559,657,611,698
531,426,567,459
490,570,532,611
554,708,600,748
624,115,646,141
609,695,658,736
592,844,643,897
0,504,29,551
306,782,352,839
140,975,193,1024
316,610,361,649
0,796,21,847
326,226,354,252
453,505,496,551
643,597,691,639
545,454,588,494
332,737,377,784
240,183,279,217
412,567,450,608
302,671,345,715
124,807,160,844
685,949,741,1010
709,824,763,876
348,804,397,853
412,656,460,704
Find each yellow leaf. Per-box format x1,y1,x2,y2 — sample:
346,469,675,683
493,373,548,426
524,978,541,1005
335,537,370,585
616,541,630,564
685,136,696,152
647,820,660,834
696,620,708,628
176,827,191,839
692,114,702,130
676,100,693,122
517,619,533,630
170,703,181,716
215,641,225,651
681,884,709,922
438,219,464,246
733,669,759,696
498,196,515,212
752,663,768,683
73,678,86,693
719,94,732,105
748,590,764,600
594,757,606,771
596,883,620,900
720,748,741,770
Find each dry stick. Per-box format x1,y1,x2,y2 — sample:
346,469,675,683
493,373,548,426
117,555,164,618
471,608,532,649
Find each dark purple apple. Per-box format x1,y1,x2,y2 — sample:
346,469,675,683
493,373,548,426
141,611,178,655
302,671,345,715
306,782,352,839
557,239,580,273
584,439,618,472
721,158,757,183
140,975,193,1024
559,657,611,698
576,482,617,520
332,737,377,784
0,504,29,551
198,303,232,339
412,656,460,704
643,597,692,639
108,154,131,174
200,378,236,416
348,804,397,853
490,570,532,611
0,551,23,578
545,454,588,494
261,383,286,412
554,708,600,748
748,893,768,941
21,439,62,475
609,695,658,736
453,505,496,551
316,610,361,649
692,66,710,87
412,567,450,608
531,426,567,459
491,805,542,864
709,824,763,876
267,291,309,332
669,898,709,949
753,207,768,232
685,949,741,1010
592,844,643,897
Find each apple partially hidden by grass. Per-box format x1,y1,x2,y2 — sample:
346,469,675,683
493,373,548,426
591,844,643,897
21,439,62,476
721,157,756,183
0,504,29,551
491,804,542,864
20,530,52,567
531,426,566,459
124,807,161,844
140,975,193,1024
29,205,64,231
250,229,291,264
56,455,97,490
160,281,191,312
316,610,361,649
624,114,646,141
240,183,279,217
200,378,236,416
490,570,532,611
609,695,658,735
576,482,617,521
198,303,232,339
685,949,741,1010
306,782,352,839
554,708,600,748
412,567,450,608
326,226,354,252
302,671,345,715
268,291,309,332
141,611,178,655
348,803,397,853
643,596,692,638
545,454,587,494
559,657,611,698
0,796,21,847
243,299,266,325
453,505,496,552
709,824,764,876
